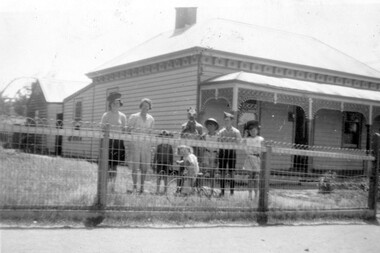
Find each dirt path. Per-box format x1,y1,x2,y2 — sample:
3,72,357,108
2,224,380,253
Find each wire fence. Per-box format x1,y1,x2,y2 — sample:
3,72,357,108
0,116,378,222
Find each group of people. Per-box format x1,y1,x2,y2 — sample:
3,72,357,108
101,92,264,200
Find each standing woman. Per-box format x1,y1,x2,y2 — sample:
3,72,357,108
127,98,155,194
242,120,264,200
100,92,127,193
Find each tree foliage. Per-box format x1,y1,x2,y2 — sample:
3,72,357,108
0,85,31,116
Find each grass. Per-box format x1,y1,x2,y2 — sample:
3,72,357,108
0,147,97,207
0,146,372,213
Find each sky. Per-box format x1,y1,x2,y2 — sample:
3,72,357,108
1,0,380,96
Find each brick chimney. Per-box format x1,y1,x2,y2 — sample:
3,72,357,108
175,7,197,29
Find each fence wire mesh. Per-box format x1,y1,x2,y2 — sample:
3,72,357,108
0,116,377,215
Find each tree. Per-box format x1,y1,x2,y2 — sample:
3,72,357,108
0,85,31,116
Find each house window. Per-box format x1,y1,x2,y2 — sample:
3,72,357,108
73,98,82,130
106,87,119,110
342,112,362,149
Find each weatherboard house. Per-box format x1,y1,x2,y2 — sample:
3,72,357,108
25,78,88,155
63,8,380,172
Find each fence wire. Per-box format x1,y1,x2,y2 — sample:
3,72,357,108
0,116,377,215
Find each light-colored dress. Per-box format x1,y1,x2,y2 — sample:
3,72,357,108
243,136,264,172
128,112,155,171
182,153,200,194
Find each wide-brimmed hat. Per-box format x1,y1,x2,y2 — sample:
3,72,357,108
107,92,123,106
223,111,234,120
204,118,219,130
140,98,152,109
244,120,260,130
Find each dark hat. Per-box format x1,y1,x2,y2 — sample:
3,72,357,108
244,120,260,130
107,92,123,106
223,111,234,120
140,98,152,109
187,107,197,116
158,130,173,137
204,118,219,130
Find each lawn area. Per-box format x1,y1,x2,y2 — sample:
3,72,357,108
0,147,370,211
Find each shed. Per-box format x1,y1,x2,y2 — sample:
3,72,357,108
26,78,89,155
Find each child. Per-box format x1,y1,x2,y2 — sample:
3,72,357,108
153,130,174,195
176,145,199,195
202,118,219,191
242,120,264,200
218,112,242,197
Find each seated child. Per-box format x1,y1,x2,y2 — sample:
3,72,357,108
153,130,174,194
176,145,200,194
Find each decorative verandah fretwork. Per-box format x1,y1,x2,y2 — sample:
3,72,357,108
311,99,341,118
276,94,310,119
312,99,371,123
372,106,380,121
237,88,275,105
200,88,233,111
201,86,376,124
343,103,370,124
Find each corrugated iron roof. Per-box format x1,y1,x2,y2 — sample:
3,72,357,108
38,78,90,103
90,18,380,80
206,71,380,103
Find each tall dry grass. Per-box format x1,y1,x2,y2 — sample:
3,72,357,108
0,146,369,211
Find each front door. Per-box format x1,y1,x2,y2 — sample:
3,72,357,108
293,106,308,172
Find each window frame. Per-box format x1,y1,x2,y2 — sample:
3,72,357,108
73,98,83,130
341,111,362,149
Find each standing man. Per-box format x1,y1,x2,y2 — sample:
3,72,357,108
128,98,155,194
218,112,242,197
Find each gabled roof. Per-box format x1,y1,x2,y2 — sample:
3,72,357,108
206,71,380,104
89,18,380,80
37,78,90,103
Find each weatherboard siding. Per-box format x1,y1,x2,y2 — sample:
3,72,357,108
62,65,199,160
62,85,98,160
313,109,363,171
260,102,294,171
93,65,199,133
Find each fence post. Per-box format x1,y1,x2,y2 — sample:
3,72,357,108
257,144,272,225
368,133,379,216
96,124,109,209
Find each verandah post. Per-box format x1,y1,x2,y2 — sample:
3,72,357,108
96,124,110,209
257,143,272,224
368,133,379,216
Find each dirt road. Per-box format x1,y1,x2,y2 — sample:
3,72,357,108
2,224,380,253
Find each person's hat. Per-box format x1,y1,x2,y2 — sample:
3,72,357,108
139,98,152,109
244,120,260,131
158,130,173,137
187,107,197,116
204,118,219,130
223,111,234,120
107,92,123,106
